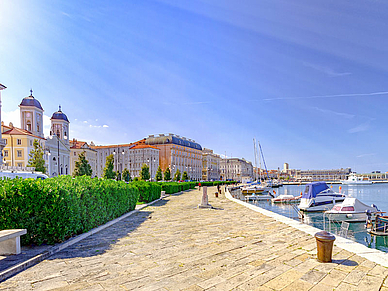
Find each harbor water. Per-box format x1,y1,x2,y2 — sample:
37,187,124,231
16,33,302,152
246,183,388,252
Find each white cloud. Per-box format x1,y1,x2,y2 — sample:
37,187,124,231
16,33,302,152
303,62,351,77
2,109,20,127
103,125,109,128
348,122,370,133
356,153,376,158
313,107,354,119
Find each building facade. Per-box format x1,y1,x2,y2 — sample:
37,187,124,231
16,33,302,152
2,122,46,169
145,134,202,181
220,158,254,181
202,148,220,181
0,84,7,163
45,106,71,176
294,168,351,181
70,139,97,177
1,91,70,176
92,141,160,179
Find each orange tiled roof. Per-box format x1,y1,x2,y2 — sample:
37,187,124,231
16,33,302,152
2,126,45,140
90,139,158,150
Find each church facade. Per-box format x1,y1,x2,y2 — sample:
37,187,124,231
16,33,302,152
1,90,70,176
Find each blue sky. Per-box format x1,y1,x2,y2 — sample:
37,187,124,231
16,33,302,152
1,0,388,173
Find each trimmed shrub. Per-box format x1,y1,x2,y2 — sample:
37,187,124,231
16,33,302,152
132,181,162,203
0,176,139,246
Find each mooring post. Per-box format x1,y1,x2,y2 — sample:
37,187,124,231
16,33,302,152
198,186,212,209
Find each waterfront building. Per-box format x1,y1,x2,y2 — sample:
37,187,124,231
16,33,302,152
145,134,202,181
294,168,351,181
1,91,70,176
45,106,71,176
70,139,97,177
92,140,159,179
220,158,254,181
1,122,46,169
0,84,7,163
202,148,220,181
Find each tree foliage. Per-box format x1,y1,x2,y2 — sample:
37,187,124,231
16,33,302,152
122,168,131,182
182,171,188,181
103,154,116,179
140,164,150,181
155,166,163,181
116,171,121,181
174,169,181,181
164,167,171,181
27,139,46,174
72,151,92,177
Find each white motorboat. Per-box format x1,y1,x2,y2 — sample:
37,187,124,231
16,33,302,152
272,194,301,203
325,197,380,222
341,173,372,185
241,182,270,194
246,192,274,201
298,182,346,212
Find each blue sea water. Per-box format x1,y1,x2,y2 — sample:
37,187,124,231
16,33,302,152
246,183,388,252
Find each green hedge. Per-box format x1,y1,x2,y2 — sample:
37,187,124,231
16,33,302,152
0,176,139,246
160,182,196,194
132,181,162,203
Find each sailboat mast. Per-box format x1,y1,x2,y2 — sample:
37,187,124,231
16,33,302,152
253,138,258,182
258,140,262,183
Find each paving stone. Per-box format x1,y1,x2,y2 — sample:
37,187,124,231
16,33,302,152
0,187,387,291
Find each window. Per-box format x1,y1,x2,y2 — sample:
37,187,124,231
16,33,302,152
4,139,7,145
74,152,76,156
17,139,22,145
30,140,33,146
17,150,22,157
17,163,23,167
4,150,8,157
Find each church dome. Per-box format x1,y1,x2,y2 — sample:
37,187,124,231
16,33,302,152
51,106,69,122
20,90,43,110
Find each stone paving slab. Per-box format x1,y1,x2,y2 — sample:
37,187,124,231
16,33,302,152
0,187,388,290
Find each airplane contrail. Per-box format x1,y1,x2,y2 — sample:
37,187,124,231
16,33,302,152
263,91,388,101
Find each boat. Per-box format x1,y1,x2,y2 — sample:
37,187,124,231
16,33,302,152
245,191,274,202
272,194,301,203
368,215,388,236
241,182,270,194
298,182,346,212
341,173,372,185
324,197,380,222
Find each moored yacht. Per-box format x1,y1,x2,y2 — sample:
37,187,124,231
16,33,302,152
341,173,372,185
298,182,346,212
325,197,381,222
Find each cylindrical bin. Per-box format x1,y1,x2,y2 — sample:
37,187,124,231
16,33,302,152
315,231,336,263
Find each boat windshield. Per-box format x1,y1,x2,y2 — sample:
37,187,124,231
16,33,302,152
342,206,354,212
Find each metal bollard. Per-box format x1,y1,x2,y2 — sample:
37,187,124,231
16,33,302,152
315,231,336,263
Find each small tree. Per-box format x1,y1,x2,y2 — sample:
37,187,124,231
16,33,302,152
164,167,171,181
140,163,150,181
134,177,139,181
73,151,92,177
182,171,188,181
27,139,46,174
122,168,131,182
116,171,121,181
103,154,116,179
155,166,163,181
174,169,181,181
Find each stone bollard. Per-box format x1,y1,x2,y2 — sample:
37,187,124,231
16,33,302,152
315,231,336,263
198,186,212,209
161,191,166,198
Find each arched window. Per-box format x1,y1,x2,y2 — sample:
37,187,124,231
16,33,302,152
37,124,40,132
27,121,32,131
56,130,60,139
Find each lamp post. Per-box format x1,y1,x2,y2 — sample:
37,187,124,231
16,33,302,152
49,129,67,176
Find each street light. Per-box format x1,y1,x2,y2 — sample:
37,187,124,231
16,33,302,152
49,129,67,176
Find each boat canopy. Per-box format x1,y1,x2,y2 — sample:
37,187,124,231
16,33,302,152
302,182,329,199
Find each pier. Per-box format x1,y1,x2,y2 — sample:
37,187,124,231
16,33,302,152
1,186,388,290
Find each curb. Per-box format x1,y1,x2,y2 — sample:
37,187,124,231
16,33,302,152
0,196,166,282
225,187,388,267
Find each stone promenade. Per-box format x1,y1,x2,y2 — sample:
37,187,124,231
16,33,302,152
1,187,388,290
